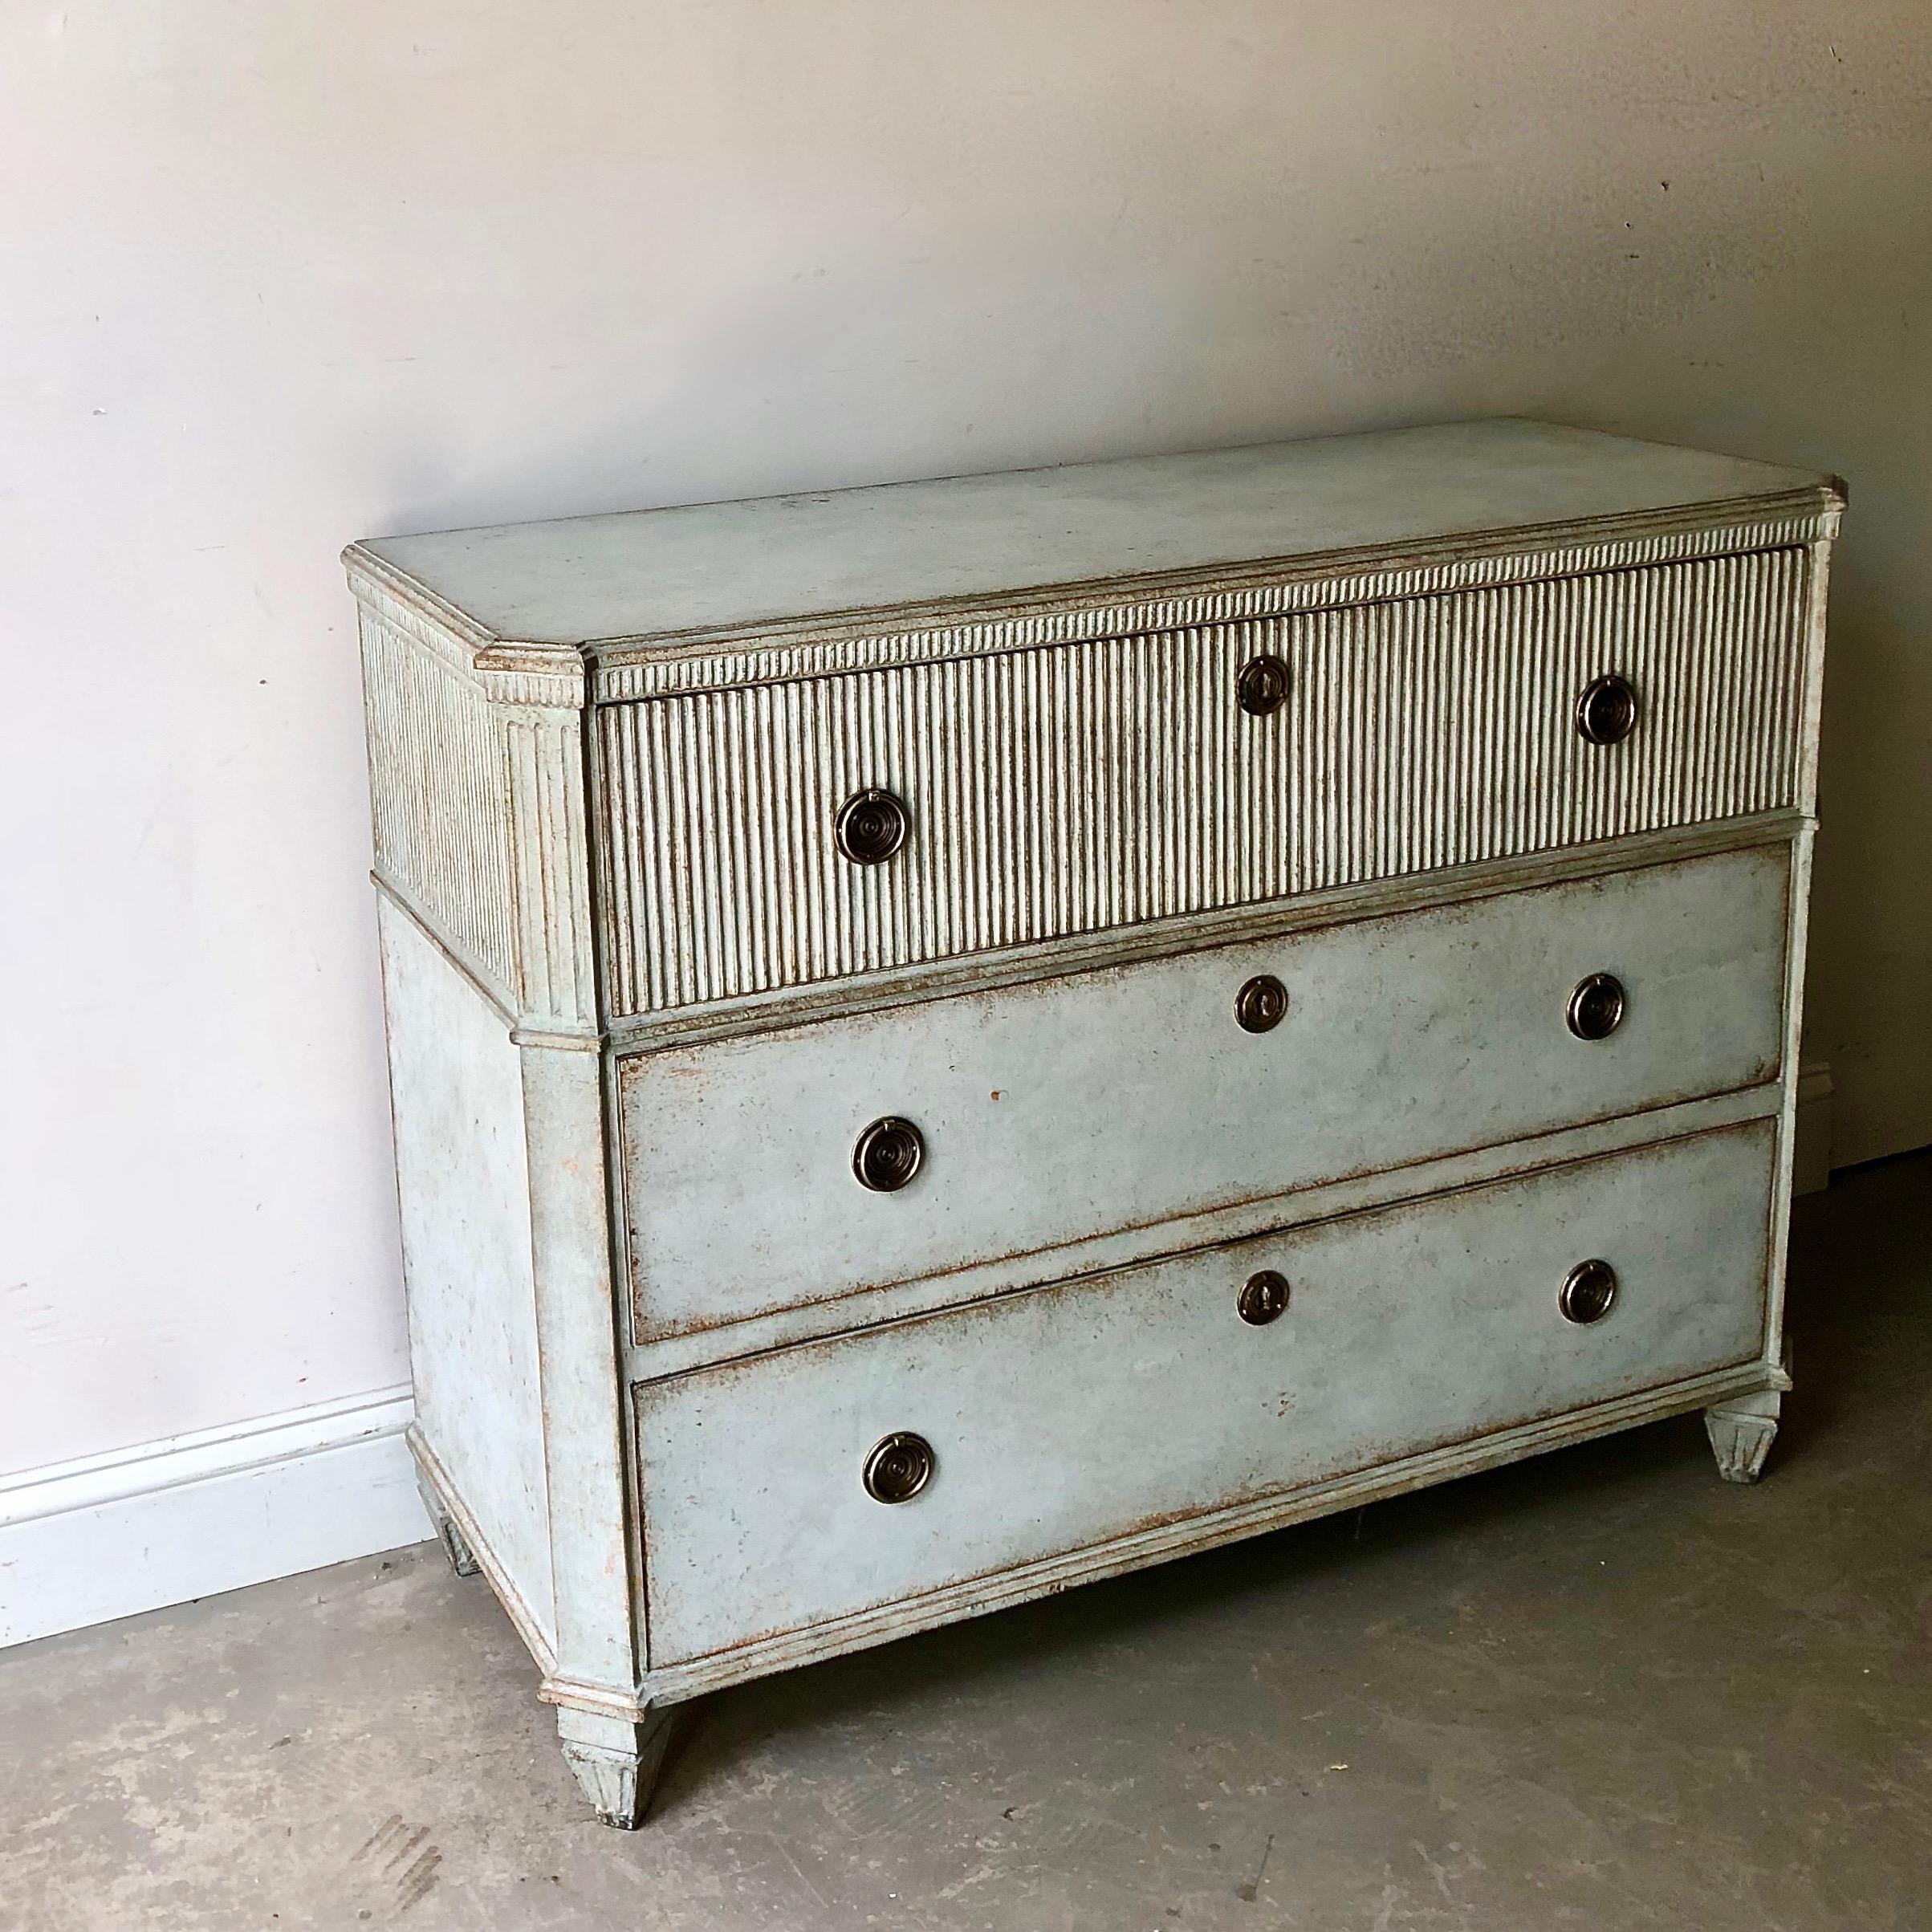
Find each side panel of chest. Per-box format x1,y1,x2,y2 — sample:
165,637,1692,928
596,549,1810,1015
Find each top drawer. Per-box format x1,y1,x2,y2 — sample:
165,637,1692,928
596,550,1811,1015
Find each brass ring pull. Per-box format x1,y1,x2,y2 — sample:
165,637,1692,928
1234,974,1288,1034
1238,1269,1291,1325
1236,655,1291,718
1566,972,1626,1042
836,788,910,864
1560,1259,1618,1324
852,1116,924,1192
1576,674,1638,746
863,1432,935,1504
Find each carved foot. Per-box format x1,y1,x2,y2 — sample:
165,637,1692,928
415,1473,481,1576
557,1707,677,1828
1704,1388,1781,1483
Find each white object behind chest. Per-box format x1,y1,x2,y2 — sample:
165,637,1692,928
348,419,1840,1826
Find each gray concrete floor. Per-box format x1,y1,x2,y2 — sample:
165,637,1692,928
5,1153,1930,1931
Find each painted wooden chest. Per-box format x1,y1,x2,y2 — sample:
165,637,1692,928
348,420,1840,1824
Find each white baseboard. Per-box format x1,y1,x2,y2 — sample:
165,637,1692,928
0,1385,433,1649
1793,1059,1834,1196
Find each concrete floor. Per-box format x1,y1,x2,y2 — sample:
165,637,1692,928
5,1154,1929,1932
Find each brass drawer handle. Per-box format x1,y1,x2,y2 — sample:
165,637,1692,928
1560,1259,1618,1324
1566,972,1626,1042
864,1431,935,1504
835,787,910,864
1576,673,1638,746
852,1116,924,1192
1236,654,1291,718
1238,1269,1291,1325
1234,974,1288,1034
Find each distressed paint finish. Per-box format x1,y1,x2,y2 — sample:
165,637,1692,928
348,419,1837,1824
636,1122,1776,1663
416,1470,480,1578
518,1043,644,1712
597,549,1810,1014
1705,1386,1784,1482
362,614,521,1001
376,899,555,1649
580,510,1832,706
622,1080,1788,1387
359,608,595,1035
620,844,1790,1338
555,1708,677,1831
350,418,1832,665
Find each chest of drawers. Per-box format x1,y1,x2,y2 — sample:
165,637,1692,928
349,419,1840,1826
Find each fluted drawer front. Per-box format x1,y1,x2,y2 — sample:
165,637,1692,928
597,548,1809,1015
620,844,1788,1339
635,1120,1775,1664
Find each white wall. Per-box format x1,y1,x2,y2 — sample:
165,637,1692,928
4,2,1929,1484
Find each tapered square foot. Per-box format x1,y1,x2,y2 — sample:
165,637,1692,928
415,1473,481,1576
1704,1388,1781,1483
558,1708,678,1828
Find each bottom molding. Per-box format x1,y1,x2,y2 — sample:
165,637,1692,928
0,1387,431,1649
409,1427,558,1677
628,1355,1788,1709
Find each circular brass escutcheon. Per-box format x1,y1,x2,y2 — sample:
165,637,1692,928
1559,1258,1619,1325
1566,971,1626,1042
835,787,910,864
1236,654,1291,718
1234,973,1289,1034
1576,673,1639,746
852,1115,925,1193
1239,1269,1291,1325
863,1431,935,1504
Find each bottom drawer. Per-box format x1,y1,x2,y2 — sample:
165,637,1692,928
636,1120,1775,1665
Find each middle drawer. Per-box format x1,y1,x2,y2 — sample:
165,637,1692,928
619,842,1788,1339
